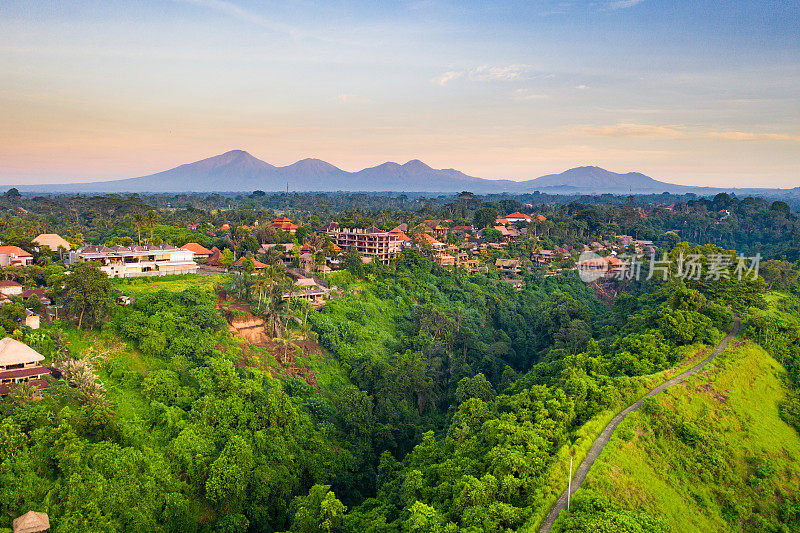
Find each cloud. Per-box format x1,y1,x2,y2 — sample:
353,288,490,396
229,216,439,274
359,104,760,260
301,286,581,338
707,131,799,141
469,65,527,82
432,71,463,86
513,89,549,101
608,0,646,9
433,65,530,86
577,123,684,138
575,84,588,89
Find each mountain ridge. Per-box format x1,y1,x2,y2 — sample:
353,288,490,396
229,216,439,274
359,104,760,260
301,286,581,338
13,150,799,196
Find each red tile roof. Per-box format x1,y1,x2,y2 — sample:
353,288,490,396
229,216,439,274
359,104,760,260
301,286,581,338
181,242,213,255
270,217,298,231
233,257,268,269
389,229,412,242
0,246,32,257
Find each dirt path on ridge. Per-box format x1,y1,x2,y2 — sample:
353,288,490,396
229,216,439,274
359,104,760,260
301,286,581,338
538,317,741,533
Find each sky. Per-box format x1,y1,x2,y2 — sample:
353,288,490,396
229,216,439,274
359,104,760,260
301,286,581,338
1,0,798,187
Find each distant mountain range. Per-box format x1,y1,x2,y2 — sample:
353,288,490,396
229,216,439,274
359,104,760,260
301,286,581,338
15,150,800,197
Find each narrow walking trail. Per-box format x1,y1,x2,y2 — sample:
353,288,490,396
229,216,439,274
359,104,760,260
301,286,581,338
538,317,741,533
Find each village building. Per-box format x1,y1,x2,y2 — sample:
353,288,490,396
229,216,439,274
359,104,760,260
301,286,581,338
434,254,455,267
634,240,656,254
578,255,625,279
388,228,413,247
70,244,197,278
421,220,449,240
0,280,23,298
283,277,330,306
181,242,213,259
616,235,634,247
0,246,33,267
21,289,51,306
390,223,408,233
33,233,71,253
298,252,315,272
25,309,40,330
455,252,480,273
205,247,224,266
414,232,446,250
504,212,533,223
533,249,557,264
323,223,401,264
449,225,474,235
232,256,268,270
0,337,51,396
493,225,520,240
270,217,298,234
495,258,521,274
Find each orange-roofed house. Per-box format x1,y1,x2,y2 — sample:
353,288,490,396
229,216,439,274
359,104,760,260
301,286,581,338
181,242,213,259
389,228,413,247
505,212,533,223
535,214,547,221
233,256,268,270
270,217,298,234
415,232,446,250
494,218,510,225
0,246,33,267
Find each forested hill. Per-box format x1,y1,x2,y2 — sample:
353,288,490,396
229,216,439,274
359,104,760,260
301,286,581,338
556,292,800,532
3,240,799,532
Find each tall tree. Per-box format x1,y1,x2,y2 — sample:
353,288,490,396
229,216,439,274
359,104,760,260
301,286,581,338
473,207,498,229
64,261,112,329
132,212,144,245
144,210,159,242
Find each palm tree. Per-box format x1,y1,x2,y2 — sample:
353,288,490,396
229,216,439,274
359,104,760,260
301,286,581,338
280,327,301,366
228,225,245,261
144,210,158,242
132,212,144,245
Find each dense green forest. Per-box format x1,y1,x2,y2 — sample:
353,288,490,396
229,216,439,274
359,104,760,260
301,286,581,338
1,186,799,531
3,237,796,532
1,189,799,262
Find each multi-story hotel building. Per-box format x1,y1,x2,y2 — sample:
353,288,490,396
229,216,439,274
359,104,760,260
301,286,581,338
322,223,401,264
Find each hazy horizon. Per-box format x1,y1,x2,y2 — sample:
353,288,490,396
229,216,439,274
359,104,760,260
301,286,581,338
1,1,798,187
3,149,799,191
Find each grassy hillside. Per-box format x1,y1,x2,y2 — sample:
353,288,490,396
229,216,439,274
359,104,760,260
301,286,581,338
554,340,800,532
